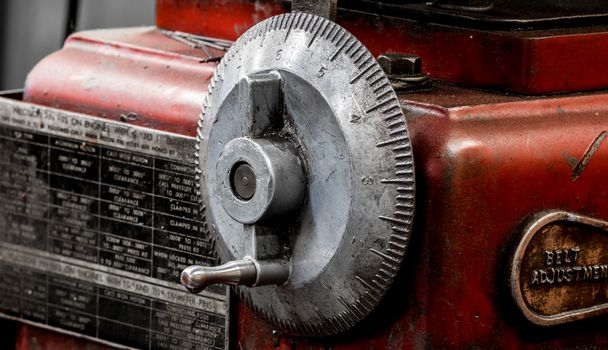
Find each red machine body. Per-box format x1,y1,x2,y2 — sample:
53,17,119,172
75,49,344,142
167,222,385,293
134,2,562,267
15,0,608,348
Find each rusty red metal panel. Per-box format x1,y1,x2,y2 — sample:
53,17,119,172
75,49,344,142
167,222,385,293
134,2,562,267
16,82,608,350
24,27,217,136
403,95,608,348
156,0,608,94
17,4,608,349
223,93,608,349
155,0,287,41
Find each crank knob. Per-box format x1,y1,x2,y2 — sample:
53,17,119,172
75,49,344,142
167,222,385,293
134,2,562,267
180,260,257,293
181,259,290,293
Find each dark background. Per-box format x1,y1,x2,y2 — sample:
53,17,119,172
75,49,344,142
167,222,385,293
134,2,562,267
0,0,155,90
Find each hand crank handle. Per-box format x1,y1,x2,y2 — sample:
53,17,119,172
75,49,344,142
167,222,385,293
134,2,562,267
181,259,290,293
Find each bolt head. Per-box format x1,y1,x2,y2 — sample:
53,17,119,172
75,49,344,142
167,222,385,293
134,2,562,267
378,54,422,76
231,162,257,201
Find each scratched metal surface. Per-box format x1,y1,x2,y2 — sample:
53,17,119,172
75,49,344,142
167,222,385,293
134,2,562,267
18,4,608,347
232,93,608,349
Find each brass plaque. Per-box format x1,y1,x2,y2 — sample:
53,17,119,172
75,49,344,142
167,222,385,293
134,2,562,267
511,211,608,326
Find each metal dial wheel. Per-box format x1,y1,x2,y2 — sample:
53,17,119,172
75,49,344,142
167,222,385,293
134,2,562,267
192,13,415,336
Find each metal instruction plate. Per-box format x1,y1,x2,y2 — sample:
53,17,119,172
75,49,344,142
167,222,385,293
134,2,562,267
511,210,608,326
0,95,228,349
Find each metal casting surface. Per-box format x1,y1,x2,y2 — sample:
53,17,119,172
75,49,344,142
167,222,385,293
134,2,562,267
511,211,608,326
19,14,608,347
194,13,415,336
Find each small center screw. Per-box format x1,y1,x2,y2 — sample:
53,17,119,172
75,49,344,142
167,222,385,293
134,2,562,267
230,162,257,201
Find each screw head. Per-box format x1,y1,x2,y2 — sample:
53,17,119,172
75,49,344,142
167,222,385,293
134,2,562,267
230,162,257,201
